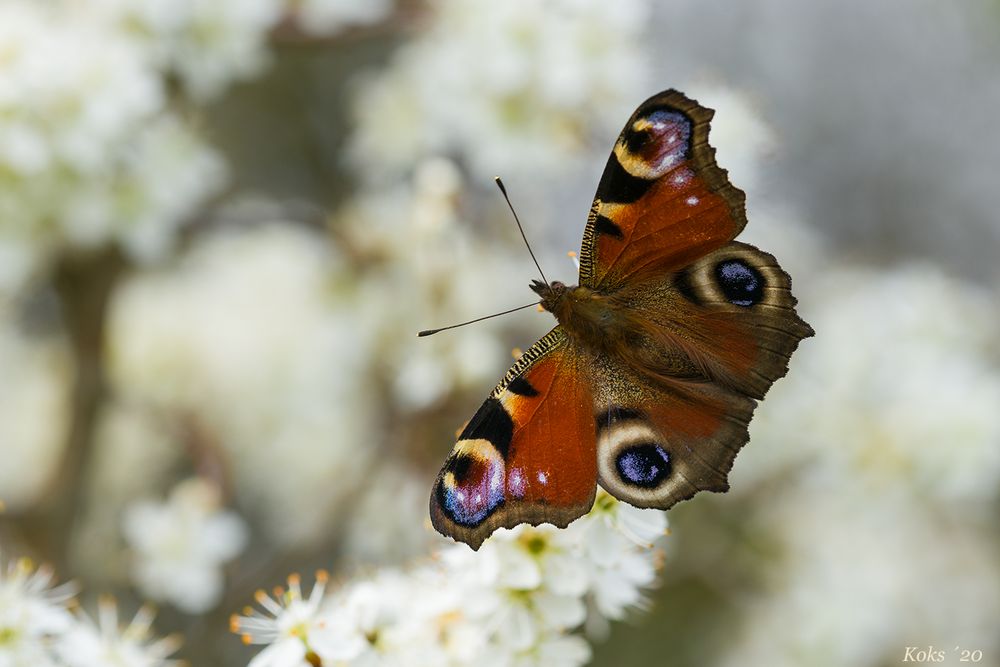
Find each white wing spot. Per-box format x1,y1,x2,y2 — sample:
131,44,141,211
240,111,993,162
508,468,526,497
686,196,699,206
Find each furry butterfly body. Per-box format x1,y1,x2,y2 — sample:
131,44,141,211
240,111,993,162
430,90,814,549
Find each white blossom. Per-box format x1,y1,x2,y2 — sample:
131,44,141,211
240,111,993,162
237,496,668,666
79,0,286,102
289,0,393,35
122,478,248,614
716,490,1000,667
711,261,1000,667
106,223,377,544
335,159,530,415
232,571,363,667
349,0,653,180
56,600,181,667
738,264,1000,508
0,1,224,263
577,491,665,620
0,556,77,666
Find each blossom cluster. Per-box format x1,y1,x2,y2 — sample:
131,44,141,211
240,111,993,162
0,1,228,275
0,555,179,667
233,492,667,667
714,263,1000,667
349,0,653,181
0,0,396,293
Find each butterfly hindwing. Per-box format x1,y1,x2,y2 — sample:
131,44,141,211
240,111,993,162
593,376,755,509
593,242,812,508
669,241,815,398
579,90,747,290
430,328,597,549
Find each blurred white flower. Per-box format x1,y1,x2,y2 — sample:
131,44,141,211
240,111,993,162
110,115,228,261
0,306,73,513
718,491,1000,667
505,635,592,667
0,1,224,263
740,264,1000,509
337,158,529,414
123,478,248,614
714,261,1000,667
349,0,653,180
69,401,185,585
56,599,181,667
0,240,44,298
81,0,286,101
0,556,77,666
107,223,377,544
341,463,435,567
678,82,775,197
289,0,393,35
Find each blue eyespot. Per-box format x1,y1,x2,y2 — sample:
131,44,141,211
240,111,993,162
616,444,671,488
715,259,764,307
437,454,505,526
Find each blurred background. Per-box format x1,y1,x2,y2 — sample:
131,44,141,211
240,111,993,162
1,0,998,665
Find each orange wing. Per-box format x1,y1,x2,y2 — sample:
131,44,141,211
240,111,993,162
578,89,747,290
430,329,597,549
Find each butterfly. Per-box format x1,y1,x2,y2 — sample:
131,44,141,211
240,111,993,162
429,89,814,549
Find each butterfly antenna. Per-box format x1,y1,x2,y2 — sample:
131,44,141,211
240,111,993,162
418,301,540,337
495,177,549,285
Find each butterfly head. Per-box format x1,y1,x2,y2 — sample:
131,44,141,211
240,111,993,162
530,279,567,313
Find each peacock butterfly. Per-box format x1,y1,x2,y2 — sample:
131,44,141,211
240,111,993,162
429,90,814,549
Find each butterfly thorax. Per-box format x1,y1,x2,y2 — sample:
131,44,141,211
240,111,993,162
532,278,711,385
531,279,632,352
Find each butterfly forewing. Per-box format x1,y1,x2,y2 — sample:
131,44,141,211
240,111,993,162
579,90,747,290
429,329,597,549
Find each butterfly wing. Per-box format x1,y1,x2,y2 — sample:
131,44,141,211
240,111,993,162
594,373,755,509
430,328,598,549
593,241,813,508
579,89,747,290
572,89,812,508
